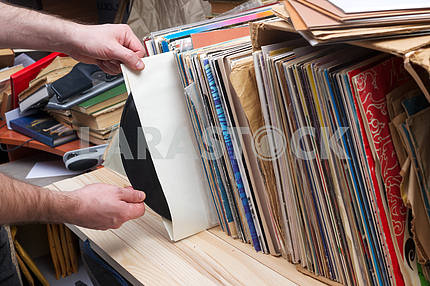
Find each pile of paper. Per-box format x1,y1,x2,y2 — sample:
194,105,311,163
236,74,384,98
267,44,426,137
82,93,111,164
276,0,430,44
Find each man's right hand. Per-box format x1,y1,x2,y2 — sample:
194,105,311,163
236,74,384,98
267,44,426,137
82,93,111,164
66,24,147,75
67,184,146,230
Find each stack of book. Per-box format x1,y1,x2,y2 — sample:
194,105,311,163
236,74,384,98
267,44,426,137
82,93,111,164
133,4,430,285
0,64,24,119
6,56,79,147
71,83,127,144
9,54,127,146
0,50,38,119
47,108,73,129
17,56,78,111
0,49,14,68
10,112,77,147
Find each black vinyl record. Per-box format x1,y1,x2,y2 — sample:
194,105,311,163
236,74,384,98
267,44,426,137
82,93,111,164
119,93,172,220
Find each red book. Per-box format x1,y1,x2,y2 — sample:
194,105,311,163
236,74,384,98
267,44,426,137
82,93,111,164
10,52,67,108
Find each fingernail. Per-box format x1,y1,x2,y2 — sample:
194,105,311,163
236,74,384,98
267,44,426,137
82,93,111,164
141,192,146,200
136,60,144,70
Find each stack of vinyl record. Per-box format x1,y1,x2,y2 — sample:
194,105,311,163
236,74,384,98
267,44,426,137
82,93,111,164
134,3,430,285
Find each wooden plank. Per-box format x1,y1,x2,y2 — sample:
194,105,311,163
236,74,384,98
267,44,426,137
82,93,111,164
208,227,326,286
108,219,223,286
114,215,297,286
70,225,149,286
176,230,297,286
46,168,325,286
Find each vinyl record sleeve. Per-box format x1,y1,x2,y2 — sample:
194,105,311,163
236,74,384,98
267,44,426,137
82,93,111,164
121,52,218,241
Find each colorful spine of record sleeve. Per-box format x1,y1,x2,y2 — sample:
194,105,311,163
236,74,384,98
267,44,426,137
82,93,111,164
203,58,261,251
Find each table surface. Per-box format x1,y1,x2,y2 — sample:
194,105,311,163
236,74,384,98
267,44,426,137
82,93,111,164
46,168,332,286
0,120,86,156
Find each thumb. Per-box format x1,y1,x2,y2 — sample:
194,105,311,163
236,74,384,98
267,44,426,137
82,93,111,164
119,187,146,203
125,203,146,220
111,44,144,70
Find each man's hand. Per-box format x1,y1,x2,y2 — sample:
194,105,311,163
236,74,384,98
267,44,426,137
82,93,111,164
67,24,146,75
0,3,146,75
66,184,146,230
0,172,146,229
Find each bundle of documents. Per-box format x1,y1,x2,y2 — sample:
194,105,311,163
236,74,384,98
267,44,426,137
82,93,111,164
276,0,430,44
122,4,430,285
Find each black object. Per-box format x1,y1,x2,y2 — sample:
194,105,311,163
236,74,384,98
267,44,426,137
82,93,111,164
80,240,130,286
6,0,42,10
63,144,108,172
119,93,172,221
49,63,101,102
46,76,124,110
68,158,99,172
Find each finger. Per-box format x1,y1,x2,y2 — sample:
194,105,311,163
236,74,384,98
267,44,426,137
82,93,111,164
97,60,120,75
106,60,122,74
96,60,115,74
69,55,98,65
101,60,121,74
107,59,129,73
123,25,145,55
136,49,146,58
125,203,146,220
111,44,145,71
118,187,146,203
109,59,122,67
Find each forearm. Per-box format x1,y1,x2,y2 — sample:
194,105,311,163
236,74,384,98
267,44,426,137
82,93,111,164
0,2,81,54
0,173,78,225
0,3,145,74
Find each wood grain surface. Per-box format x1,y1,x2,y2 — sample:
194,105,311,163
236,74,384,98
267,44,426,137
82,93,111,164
47,168,326,286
